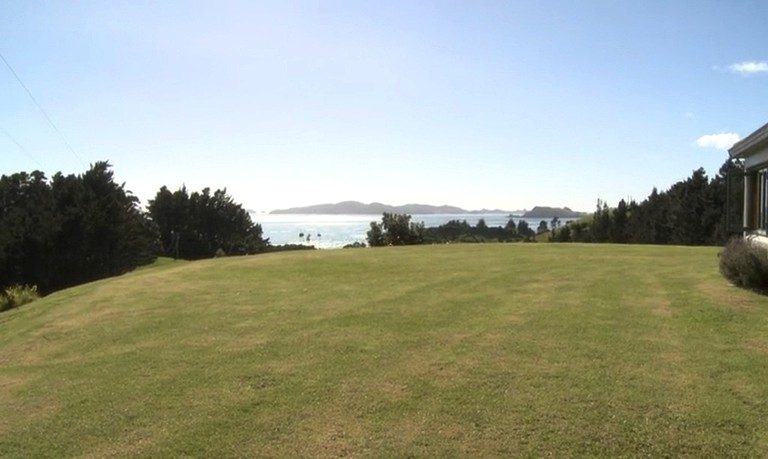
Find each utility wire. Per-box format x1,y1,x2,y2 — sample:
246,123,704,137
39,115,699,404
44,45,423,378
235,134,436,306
0,124,46,170
0,52,85,168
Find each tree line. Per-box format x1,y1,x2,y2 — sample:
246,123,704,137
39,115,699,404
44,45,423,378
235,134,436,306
0,162,268,294
148,186,267,259
366,213,540,246
366,160,742,248
550,161,742,245
0,162,157,293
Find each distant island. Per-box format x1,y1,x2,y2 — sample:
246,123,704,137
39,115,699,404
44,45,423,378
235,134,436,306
270,201,482,215
522,206,587,219
270,201,584,216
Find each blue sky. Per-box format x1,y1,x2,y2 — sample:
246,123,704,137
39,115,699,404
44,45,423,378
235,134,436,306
2,1,767,213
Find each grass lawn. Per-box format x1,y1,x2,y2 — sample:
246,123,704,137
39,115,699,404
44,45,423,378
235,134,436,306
2,243,768,457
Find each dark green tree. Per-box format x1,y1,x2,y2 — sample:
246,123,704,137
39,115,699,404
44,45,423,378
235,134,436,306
148,186,267,259
643,188,672,244
667,168,713,245
610,199,629,243
552,224,571,242
366,221,385,247
433,219,471,241
590,200,612,243
367,213,425,246
569,221,591,242
0,162,158,293
505,217,517,237
0,170,59,290
517,220,534,241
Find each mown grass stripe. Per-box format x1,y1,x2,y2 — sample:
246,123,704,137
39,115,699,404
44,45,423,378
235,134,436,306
2,244,768,457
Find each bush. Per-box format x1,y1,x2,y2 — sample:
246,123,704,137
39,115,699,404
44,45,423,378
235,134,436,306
0,284,41,312
719,237,768,293
343,241,367,248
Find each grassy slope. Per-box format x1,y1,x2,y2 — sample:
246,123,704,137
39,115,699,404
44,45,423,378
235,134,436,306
2,244,768,457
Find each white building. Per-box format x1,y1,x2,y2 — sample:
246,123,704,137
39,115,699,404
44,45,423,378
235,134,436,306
728,122,768,238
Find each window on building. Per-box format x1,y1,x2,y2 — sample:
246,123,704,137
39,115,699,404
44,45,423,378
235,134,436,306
757,169,768,232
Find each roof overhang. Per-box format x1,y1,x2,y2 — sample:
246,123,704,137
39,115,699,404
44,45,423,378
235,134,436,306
729,121,768,159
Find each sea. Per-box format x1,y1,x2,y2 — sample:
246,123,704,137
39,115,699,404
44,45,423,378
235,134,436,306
251,213,578,249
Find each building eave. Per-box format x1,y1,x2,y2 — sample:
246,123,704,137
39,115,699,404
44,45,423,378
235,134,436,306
729,121,768,158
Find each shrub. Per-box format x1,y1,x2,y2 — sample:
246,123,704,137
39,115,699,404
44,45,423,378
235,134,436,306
719,237,768,293
343,242,367,248
0,284,41,312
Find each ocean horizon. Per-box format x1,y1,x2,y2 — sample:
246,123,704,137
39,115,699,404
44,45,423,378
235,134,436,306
252,213,577,249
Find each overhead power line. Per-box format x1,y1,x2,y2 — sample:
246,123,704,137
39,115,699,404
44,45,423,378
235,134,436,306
0,124,46,170
0,52,85,168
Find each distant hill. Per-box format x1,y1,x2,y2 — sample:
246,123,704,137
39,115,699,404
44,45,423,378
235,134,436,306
270,201,585,216
522,206,587,219
269,201,510,215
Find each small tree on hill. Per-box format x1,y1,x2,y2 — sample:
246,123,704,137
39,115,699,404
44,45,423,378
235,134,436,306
367,222,385,246
367,213,425,246
537,220,548,233
551,224,571,242
517,220,534,241
610,199,630,243
591,200,612,242
505,217,517,237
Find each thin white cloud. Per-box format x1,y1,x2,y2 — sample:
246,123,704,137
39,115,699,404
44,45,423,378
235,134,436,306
728,61,768,75
696,133,741,150
683,111,695,119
